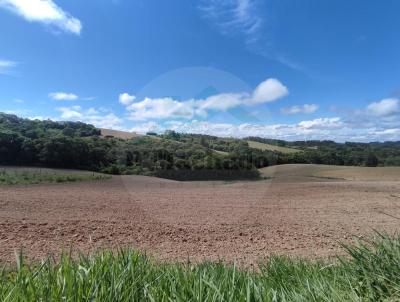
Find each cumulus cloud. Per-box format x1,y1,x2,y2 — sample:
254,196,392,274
0,59,17,75
127,97,196,121
0,0,81,35
281,104,319,115
366,98,399,117
49,92,78,101
56,106,123,129
118,93,136,105
250,78,289,104
57,105,82,119
124,78,288,121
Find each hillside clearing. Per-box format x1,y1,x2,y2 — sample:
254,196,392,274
212,149,229,156
100,128,140,139
247,140,301,154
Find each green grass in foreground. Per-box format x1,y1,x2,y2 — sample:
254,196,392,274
1,233,400,301
0,170,110,185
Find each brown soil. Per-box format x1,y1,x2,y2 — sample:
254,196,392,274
1,166,400,265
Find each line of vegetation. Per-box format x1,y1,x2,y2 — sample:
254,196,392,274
246,136,400,166
1,112,400,180
0,233,399,301
0,170,110,185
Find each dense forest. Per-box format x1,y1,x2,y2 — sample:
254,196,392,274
0,113,260,180
1,113,400,180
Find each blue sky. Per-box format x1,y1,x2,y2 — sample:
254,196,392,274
0,0,399,141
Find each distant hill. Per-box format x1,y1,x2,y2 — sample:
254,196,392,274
1,112,400,180
100,128,140,140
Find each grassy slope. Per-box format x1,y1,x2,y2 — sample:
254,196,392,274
212,149,230,156
247,140,301,154
1,234,400,301
259,164,400,181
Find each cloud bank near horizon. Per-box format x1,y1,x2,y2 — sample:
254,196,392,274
4,76,400,143
28,95,400,143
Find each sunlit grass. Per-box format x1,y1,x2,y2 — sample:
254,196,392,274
1,233,399,301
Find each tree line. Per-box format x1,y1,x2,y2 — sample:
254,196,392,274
1,113,399,181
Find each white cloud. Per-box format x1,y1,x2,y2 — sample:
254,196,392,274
83,113,123,129
250,78,289,104
282,104,319,115
56,106,123,129
0,59,17,74
199,1,303,71
119,93,136,105
130,121,160,134
49,92,78,101
298,117,343,130
0,0,81,35
86,107,98,115
197,92,246,112
199,0,262,38
127,97,196,121
57,105,82,119
372,128,400,136
124,78,288,121
366,98,399,117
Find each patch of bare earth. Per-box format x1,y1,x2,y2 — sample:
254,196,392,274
100,128,140,139
1,167,400,265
